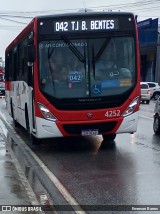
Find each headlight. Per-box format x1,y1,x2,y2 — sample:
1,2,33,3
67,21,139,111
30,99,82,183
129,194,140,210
122,97,139,117
38,103,57,121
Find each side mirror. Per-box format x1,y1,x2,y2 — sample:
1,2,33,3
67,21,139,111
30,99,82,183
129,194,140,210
28,44,36,63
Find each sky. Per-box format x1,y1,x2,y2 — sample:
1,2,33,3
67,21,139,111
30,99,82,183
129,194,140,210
0,0,160,61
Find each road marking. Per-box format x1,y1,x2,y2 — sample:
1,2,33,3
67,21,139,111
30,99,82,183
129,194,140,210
24,147,86,214
139,115,153,120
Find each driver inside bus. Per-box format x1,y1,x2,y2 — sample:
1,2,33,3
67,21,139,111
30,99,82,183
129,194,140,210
41,59,56,84
41,50,68,85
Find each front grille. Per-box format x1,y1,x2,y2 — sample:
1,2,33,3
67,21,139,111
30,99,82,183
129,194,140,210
63,122,117,135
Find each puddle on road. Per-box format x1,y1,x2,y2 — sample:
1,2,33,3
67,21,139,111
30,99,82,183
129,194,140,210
0,143,32,206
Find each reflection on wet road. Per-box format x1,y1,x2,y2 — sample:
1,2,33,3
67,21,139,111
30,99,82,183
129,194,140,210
31,128,160,208
0,121,35,209
1,99,160,213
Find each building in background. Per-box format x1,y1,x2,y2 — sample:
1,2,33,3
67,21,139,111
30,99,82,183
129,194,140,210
138,18,160,83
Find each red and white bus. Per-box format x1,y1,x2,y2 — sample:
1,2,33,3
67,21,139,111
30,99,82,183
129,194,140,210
5,11,140,144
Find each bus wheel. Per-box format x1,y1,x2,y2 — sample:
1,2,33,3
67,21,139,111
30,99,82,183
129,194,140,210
102,134,116,141
30,134,39,145
25,109,39,145
10,102,19,128
153,117,160,134
101,134,116,148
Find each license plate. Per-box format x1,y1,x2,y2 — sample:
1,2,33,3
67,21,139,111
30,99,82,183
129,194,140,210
81,129,99,136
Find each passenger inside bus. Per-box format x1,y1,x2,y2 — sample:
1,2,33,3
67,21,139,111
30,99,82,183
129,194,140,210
40,47,88,98
41,50,69,85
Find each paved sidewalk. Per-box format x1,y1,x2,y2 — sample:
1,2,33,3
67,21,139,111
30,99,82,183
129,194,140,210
0,98,39,213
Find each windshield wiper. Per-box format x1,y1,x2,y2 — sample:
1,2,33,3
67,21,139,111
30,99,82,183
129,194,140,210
61,35,87,79
92,38,111,79
61,35,85,63
93,38,111,62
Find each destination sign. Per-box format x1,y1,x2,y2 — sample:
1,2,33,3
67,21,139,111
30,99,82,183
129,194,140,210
53,18,119,32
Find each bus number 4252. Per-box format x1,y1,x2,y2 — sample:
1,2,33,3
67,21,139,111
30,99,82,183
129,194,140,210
105,110,121,118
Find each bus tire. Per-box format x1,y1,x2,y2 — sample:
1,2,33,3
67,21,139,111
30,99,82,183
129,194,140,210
102,134,116,141
100,134,116,150
25,107,39,145
101,134,116,148
10,100,19,128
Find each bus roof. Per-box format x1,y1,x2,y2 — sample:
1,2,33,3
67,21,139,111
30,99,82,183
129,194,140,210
5,11,135,52
36,11,135,20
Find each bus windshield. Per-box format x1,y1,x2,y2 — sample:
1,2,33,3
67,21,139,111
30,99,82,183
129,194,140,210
39,36,135,99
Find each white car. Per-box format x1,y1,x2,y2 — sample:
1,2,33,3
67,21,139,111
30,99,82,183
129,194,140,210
140,82,151,104
145,82,160,100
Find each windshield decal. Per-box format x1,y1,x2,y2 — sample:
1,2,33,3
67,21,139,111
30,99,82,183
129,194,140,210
101,80,120,89
69,71,82,83
92,84,101,94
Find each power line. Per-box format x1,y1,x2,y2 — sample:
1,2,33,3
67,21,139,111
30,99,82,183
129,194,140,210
0,1,160,29
0,17,28,24
0,1,160,15
0,14,33,19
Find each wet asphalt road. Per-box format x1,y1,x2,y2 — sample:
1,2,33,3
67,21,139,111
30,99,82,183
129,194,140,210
1,99,160,213
31,111,160,205
31,101,160,209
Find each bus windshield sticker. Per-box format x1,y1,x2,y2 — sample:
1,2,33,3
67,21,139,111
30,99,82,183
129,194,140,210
101,80,120,89
92,84,101,94
69,71,82,83
120,79,132,86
